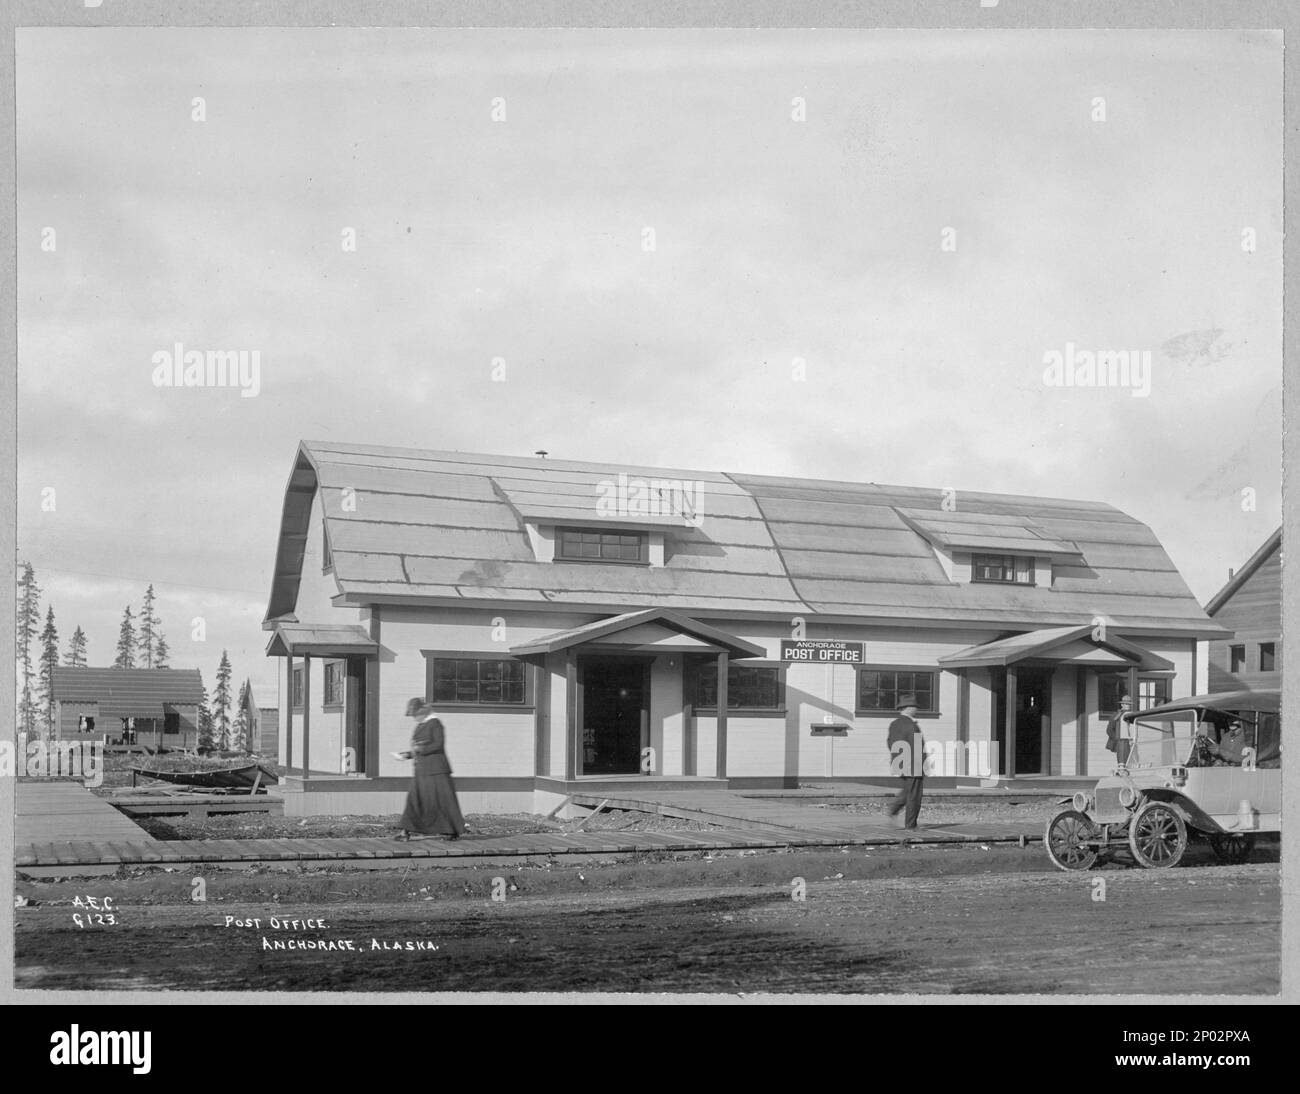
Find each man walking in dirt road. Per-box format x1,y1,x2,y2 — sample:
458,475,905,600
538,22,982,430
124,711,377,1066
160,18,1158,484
886,694,925,829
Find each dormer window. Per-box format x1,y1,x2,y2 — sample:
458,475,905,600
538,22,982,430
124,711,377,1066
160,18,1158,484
971,554,1034,585
556,527,646,564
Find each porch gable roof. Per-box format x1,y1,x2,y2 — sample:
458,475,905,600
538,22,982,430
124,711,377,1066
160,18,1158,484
508,608,765,659
265,622,379,658
938,623,1176,671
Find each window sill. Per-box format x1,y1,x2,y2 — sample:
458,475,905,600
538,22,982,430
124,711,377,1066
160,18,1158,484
428,703,536,714
322,703,344,712
693,708,787,718
856,710,943,719
555,557,649,566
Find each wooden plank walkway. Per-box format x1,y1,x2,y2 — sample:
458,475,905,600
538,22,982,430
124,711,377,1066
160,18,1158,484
14,785,1044,870
15,821,1042,869
16,780,165,847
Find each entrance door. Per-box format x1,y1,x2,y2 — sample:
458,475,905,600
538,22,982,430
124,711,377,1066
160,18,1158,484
580,658,648,775
993,667,1051,776
345,656,368,775
1013,668,1050,774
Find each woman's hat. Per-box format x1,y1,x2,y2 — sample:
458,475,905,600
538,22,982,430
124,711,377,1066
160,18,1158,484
405,697,427,717
897,694,919,710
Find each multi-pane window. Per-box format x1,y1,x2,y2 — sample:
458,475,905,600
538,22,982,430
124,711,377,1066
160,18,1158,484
695,664,783,710
1259,642,1276,672
292,667,304,710
1137,677,1170,710
971,554,1034,584
857,669,937,713
1098,673,1171,714
557,528,645,563
1229,645,1246,673
324,661,345,706
430,657,527,705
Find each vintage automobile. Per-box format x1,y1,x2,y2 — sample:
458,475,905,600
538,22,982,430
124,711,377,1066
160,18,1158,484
1045,689,1280,870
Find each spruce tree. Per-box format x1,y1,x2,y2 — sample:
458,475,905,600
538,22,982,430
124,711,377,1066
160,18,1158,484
38,606,59,739
114,606,136,669
197,682,214,751
232,707,249,753
65,626,89,668
154,631,170,669
139,584,160,668
213,650,233,750
16,562,42,737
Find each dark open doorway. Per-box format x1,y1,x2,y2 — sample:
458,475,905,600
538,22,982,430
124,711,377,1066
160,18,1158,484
993,666,1051,776
345,656,368,775
580,657,648,775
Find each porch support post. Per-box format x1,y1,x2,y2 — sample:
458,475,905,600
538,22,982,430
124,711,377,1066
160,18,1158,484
956,671,970,745
682,658,695,777
1005,664,1018,778
533,658,549,778
285,655,294,772
715,652,728,779
1127,665,1139,709
1075,668,1088,776
565,650,578,780
302,653,312,779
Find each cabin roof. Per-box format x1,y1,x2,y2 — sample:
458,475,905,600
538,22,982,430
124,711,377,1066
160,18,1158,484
264,441,1225,636
1204,527,1282,617
51,667,205,717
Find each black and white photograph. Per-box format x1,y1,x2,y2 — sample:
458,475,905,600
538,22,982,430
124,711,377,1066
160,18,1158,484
4,2,1293,1017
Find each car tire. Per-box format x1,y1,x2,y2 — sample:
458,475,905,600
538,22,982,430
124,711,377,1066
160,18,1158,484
1044,809,1099,871
1128,801,1188,869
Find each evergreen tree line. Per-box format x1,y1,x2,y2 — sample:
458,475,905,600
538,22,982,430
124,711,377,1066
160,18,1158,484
15,561,96,739
197,650,247,752
17,565,170,739
17,563,255,752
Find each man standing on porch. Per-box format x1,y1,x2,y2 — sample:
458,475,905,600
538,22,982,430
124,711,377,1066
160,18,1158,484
886,695,925,830
1105,694,1134,765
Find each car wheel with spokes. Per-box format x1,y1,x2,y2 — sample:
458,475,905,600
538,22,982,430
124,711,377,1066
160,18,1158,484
1208,833,1255,865
1128,801,1188,869
1045,809,1099,871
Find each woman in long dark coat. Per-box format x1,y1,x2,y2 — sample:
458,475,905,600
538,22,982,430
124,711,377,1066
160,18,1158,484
395,698,466,841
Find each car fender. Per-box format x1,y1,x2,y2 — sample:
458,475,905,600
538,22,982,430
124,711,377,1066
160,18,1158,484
1134,789,1212,833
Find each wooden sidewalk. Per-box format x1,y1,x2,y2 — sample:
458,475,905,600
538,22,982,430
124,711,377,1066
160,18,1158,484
14,782,1043,871
16,780,165,849
15,822,1040,869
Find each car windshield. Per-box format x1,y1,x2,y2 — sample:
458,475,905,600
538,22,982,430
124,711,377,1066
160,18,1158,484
1128,710,1198,767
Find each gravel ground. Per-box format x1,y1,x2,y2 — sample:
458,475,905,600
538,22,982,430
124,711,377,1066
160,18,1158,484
131,808,722,841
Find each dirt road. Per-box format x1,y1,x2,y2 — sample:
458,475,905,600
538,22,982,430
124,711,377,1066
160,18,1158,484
15,846,1279,995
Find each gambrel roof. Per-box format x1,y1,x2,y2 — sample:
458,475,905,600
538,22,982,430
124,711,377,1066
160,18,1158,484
264,441,1224,637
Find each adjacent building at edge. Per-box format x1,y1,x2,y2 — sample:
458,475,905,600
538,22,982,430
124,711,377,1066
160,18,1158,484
263,441,1227,817
1204,527,1282,692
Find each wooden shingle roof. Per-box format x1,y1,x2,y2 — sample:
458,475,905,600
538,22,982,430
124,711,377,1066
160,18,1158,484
1204,527,1282,616
51,668,205,717
265,441,1223,636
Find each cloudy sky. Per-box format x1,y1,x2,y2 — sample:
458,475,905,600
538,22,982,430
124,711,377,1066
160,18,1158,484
17,28,1282,699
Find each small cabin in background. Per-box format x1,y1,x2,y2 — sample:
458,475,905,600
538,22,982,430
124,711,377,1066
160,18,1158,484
240,680,280,758
1205,528,1282,692
51,667,205,751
